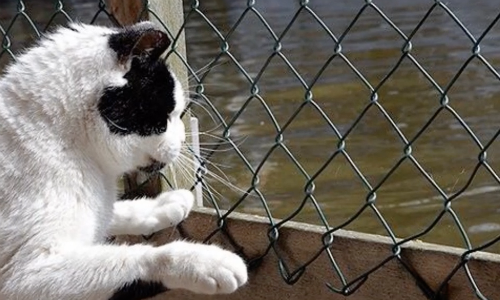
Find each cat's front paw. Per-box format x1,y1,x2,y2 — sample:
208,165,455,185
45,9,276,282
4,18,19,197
159,241,248,294
151,189,194,230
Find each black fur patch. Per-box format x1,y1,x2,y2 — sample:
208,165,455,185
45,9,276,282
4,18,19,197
98,55,176,136
109,280,168,300
108,30,141,62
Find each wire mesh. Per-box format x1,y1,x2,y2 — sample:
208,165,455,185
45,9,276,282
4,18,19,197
2,0,500,299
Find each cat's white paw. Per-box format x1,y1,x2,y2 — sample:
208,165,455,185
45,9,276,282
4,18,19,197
150,189,194,230
159,241,248,294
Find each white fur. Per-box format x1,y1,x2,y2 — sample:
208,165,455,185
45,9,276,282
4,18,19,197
0,22,247,300
108,190,194,236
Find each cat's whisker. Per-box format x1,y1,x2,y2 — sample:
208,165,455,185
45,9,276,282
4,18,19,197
186,136,248,153
171,157,226,205
182,147,248,171
168,164,179,189
188,61,216,80
196,136,248,148
187,82,235,89
180,150,232,168
168,164,192,189
185,97,218,117
187,59,227,82
186,141,234,149
185,124,230,140
185,129,248,144
196,148,233,156
176,153,253,199
185,100,219,124
190,147,236,156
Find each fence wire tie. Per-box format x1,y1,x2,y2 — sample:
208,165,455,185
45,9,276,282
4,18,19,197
398,254,449,300
277,259,305,285
197,216,270,271
326,274,368,296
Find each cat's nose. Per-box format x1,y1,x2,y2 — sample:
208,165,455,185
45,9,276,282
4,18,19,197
165,141,182,162
168,144,181,154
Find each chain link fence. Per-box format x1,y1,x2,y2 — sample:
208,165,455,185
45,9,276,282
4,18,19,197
2,0,500,299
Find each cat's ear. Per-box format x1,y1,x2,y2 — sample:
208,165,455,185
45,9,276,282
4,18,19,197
109,29,171,63
131,30,171,59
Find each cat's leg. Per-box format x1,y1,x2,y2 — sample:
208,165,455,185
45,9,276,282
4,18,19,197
108,189,194,236
3,241,247,300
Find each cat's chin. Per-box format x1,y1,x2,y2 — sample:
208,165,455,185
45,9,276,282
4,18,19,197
138,159,167,173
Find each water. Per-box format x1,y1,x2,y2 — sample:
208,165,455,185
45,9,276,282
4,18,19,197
2,0,500,252
185,0,500,253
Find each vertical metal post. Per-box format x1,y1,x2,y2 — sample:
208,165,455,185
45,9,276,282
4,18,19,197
189,117,203,207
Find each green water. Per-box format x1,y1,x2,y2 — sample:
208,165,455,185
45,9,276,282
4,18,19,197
2,0,500,252
184,0,500,253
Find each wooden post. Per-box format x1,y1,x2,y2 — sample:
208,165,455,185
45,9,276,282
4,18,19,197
108,0,144,26
149,0,188,89
107,0,191,198
107,0,160,198
107,0,188,89
148,0,194,192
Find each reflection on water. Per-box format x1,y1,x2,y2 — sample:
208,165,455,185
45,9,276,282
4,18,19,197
2,0,500,252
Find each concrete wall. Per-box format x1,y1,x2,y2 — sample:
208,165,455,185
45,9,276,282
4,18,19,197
116,207,500,300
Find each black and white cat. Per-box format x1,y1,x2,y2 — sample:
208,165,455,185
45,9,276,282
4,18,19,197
0,22,247,300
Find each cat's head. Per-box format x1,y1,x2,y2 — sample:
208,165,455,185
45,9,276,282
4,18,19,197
94,22,187,175
10,22,187,175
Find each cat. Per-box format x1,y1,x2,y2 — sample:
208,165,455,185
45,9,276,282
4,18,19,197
0,21,247,300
